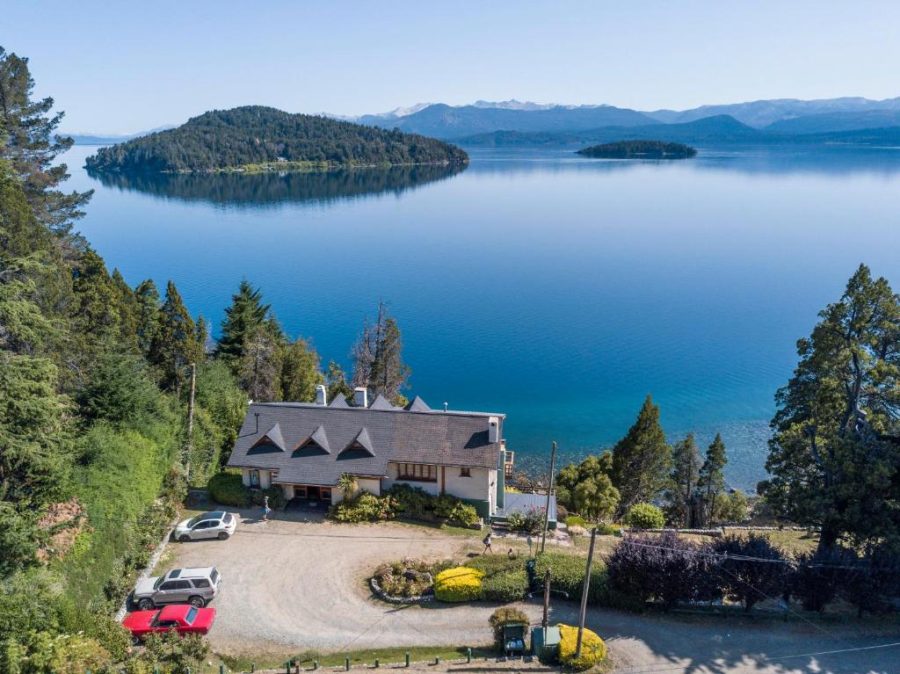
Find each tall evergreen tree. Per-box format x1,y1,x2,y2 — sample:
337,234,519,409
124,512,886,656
217,279,270,365
352,303,410,404
149,280,202,391
239,324,281,401
133,279,161,357
668,433,702,527
0,47,91,232
280,337,323,402
698,433,727,527
325,360,352,402
764,264,900,553
611,395,672,514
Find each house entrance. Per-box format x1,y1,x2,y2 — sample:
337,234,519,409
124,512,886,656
293,485,332,503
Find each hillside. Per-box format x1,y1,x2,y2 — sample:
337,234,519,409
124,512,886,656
360,103,654,139
765,110,900,135
458,115,764,147
578,140,697,159
85,106,468,173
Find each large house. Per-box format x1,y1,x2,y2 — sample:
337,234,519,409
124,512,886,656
227,385,518,519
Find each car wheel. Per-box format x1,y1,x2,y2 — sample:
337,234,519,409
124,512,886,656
217,531,229,540
179,534,191,542
137,598,154,611
131,635,142,646
188,595,205,608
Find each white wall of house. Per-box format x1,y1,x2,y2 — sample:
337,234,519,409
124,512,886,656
443,465,492,501
330,477,382,504
281,484,294,500
383,462,441,496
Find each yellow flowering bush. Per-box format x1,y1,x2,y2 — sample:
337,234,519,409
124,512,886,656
434,566,485,602
558,623,607,671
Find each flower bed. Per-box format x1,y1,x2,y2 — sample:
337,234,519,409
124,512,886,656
434,566,485,602
370,559,452,603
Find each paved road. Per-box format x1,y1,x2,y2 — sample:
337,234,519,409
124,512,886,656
168,514,899,673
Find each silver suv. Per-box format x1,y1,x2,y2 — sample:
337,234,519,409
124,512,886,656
132,567,220,610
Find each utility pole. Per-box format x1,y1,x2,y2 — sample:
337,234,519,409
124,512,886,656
540,441,558,554
542,569,551,628
185,362,197,478
575,527,597,659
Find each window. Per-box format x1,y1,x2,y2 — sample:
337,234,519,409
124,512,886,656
294,486,307,498
397,463,437,482
192,579,210,588
460,467,471,478
160,580,190,591
320,488,332,501
210,569,219,584
249,470,260,488
185,607,198,625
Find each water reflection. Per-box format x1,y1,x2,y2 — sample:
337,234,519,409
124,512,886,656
86,163,467,208
463,144,900,177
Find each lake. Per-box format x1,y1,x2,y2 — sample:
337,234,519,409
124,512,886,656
67,144,900,490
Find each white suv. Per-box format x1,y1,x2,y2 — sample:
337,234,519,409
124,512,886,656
174,511,237,542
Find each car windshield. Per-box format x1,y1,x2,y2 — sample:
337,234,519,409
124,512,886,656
223,513,233,524
187,516,201,527
185,607,198,624
153,576,164,590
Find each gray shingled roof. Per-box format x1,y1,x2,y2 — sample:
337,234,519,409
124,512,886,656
228,402,504,487
252,423,286,451
369,394,398,411
329,395,349,408
406,396,431,412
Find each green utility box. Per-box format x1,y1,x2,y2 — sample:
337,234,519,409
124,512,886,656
530,625,560,663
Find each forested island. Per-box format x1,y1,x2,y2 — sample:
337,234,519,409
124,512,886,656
577,140,697,159
85,106,469,174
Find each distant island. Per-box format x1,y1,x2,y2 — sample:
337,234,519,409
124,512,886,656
85,106,468,174
577,140,697,159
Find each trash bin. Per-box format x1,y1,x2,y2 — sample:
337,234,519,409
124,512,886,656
530,625,560,663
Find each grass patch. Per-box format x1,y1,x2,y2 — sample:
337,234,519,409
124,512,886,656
218,645,498,671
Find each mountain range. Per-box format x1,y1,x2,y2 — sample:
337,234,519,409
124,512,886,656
350,96,900,142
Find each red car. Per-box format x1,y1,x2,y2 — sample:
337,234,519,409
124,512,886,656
123,603,216,641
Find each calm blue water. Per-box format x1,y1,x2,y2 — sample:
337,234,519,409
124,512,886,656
67,145,900,490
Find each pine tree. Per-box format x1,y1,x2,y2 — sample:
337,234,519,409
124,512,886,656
669,433,702,527
110,269,139,350
133,279,161,357
611,395,672,515
351,303,410,404
70,249,123,356
698,434,727,527
149,280,202,391
765,264,900,553
280,337,323,402
239,324,281,401
0,47,91,233
325,360,352,402
217,279,270,365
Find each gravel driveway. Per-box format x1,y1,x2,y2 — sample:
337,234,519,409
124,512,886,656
168,512,898,673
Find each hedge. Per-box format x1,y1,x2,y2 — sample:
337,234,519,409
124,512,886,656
434,567,485,602
481,569,529,602
207,472,285,509
535,552,607,604
625,502,665,529
558,623,607,671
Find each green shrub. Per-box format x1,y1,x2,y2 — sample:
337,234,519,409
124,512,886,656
597,522,623,537
535,552,607,604
250,485,286,510
481,569,529,602
330,492,395,523
625,503,665,529
385,483,479,527
489,607,529,648
565,515,588,528
434,567,484,602
208,471,250,507
558,623,607,670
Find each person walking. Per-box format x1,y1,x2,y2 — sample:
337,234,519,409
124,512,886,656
482,530,493,554
262,494,272,522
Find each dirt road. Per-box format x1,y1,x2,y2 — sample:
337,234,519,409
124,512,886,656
168,514,899,673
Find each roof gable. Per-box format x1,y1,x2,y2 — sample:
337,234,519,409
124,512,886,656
369,394,398,411
329,395,349,408
339,427,376,459
249,423,286,452
406,395,431,412
293,424,331,456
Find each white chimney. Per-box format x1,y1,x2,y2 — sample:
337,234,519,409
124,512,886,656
488,416,500,443
353,387,368,408
315,384,327,406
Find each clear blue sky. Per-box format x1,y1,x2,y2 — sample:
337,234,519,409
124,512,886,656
7,0,899,134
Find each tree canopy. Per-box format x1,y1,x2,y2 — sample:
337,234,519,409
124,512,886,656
764,264,900,552
611,396,672,513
